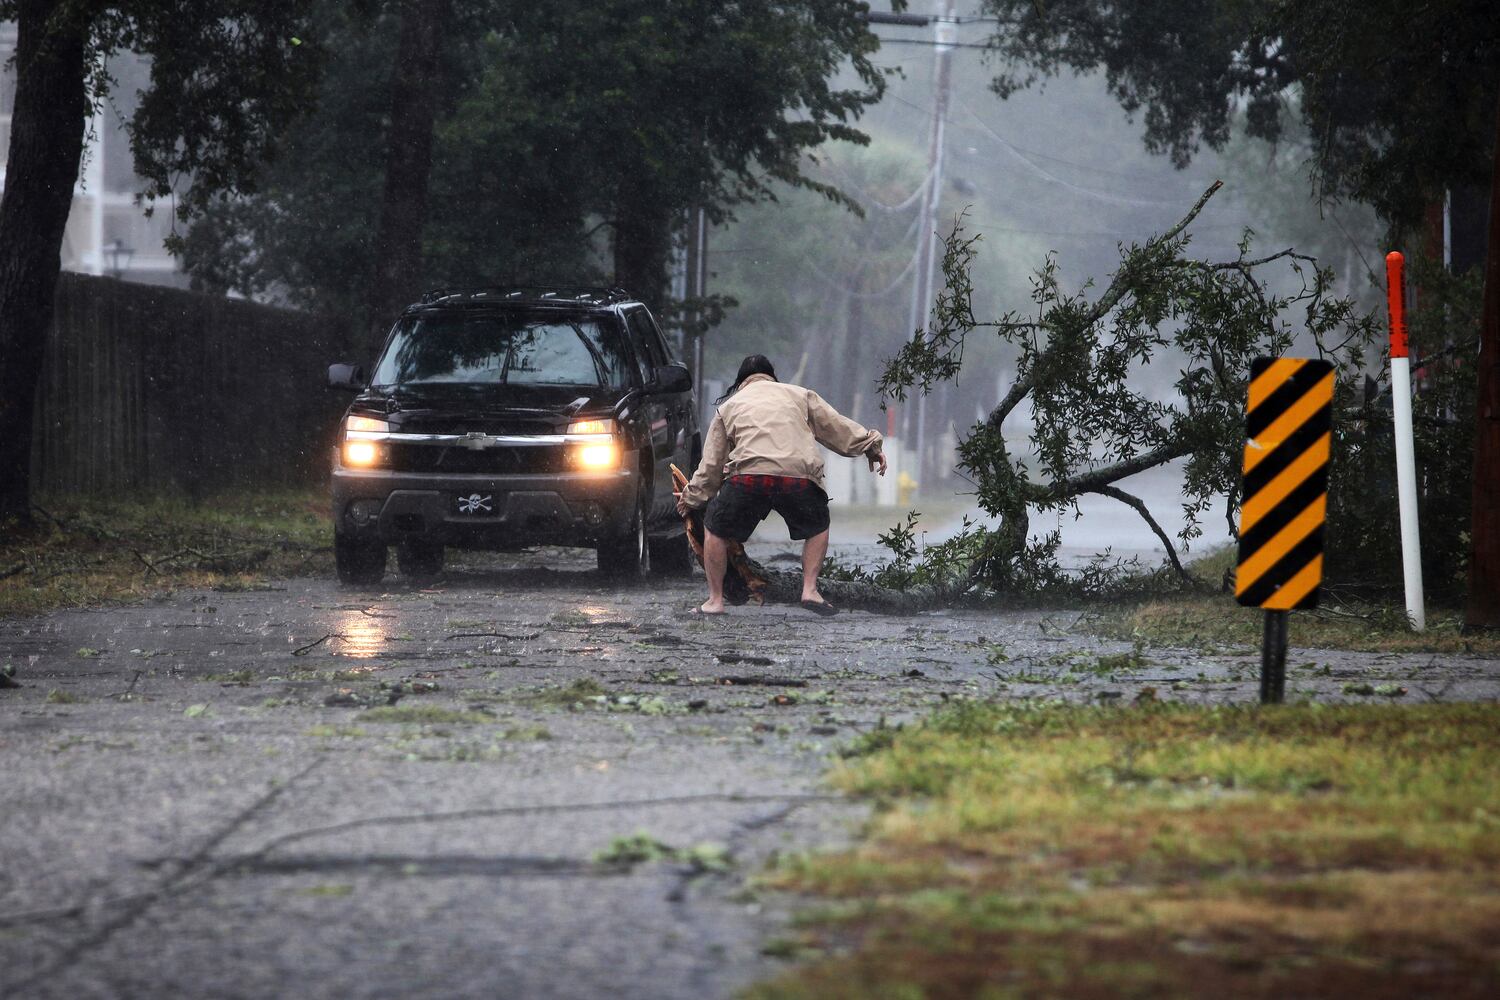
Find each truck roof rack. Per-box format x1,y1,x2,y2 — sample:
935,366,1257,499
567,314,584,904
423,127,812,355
415,286,635,306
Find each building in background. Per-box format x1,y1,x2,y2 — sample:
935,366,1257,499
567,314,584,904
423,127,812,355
0,24,186,289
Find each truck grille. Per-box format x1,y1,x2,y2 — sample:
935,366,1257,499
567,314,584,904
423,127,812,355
385,443,570,475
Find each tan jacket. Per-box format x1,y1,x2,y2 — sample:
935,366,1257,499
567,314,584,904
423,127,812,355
680,374,883,508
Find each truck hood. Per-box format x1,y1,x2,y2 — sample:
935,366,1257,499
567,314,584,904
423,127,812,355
353,383,626,434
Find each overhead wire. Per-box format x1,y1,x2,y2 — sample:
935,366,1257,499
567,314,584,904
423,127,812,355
960,104,1196,208
809,226,926,301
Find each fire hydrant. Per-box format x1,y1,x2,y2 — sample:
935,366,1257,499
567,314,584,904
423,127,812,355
897,470,917,506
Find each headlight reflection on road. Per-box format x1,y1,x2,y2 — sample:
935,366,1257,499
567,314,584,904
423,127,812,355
336,610,389,658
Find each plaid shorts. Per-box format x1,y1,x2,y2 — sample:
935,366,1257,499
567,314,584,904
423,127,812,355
704,475,830,542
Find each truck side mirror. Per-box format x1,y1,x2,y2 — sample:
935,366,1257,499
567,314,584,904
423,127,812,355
327,363,365,391
651,363,691,394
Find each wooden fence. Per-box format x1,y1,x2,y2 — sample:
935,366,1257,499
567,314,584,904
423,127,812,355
32,273,352,498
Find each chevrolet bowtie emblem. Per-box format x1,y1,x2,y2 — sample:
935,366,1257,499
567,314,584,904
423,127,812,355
459,431,496,450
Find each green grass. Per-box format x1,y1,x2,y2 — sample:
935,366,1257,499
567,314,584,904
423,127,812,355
1093,593,1500,655
354,705,492,725
0,490,331,616
1086,542,1500,656
751,701,1500,999
514,678,609,708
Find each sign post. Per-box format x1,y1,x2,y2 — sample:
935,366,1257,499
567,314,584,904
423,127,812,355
1235,357,1337,703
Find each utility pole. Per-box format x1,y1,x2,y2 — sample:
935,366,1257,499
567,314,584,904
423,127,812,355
907,1,956,493
679,205,709,426
1464,100,1500,630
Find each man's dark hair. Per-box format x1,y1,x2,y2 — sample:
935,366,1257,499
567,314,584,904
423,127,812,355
721,354,777,402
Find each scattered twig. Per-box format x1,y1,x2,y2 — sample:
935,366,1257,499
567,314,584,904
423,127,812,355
444,631,541,641
111,670,144,700
1307,605,1375,622
292,633,341,657
1413,678,1458,703
28,504,68,532
235,792,844,863
716,676,808,688
715,653,775,666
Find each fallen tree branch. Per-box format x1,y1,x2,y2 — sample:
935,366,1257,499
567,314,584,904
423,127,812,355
984,180,1225,433
1031,442,1196,503
758,566,944,614
1088,484,1201,587
1190,247,1318,271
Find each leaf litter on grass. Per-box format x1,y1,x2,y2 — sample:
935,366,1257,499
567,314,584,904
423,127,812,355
750,700,1500,999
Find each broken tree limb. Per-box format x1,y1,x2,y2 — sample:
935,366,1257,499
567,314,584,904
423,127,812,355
980,181,1228,434
672,463,768,605
753,563,945,614
1031,443,1195,503
1088,484,1201,587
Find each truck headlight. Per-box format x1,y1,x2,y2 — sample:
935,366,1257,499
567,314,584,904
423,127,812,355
343,440,381,467
574,442,619,470
345,414,389,433
566,418,615,436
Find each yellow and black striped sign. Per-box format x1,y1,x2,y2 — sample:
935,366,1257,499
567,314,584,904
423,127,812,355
1235,357,1336,610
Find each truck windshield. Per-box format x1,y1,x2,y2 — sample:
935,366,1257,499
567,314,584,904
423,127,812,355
371,313,634,389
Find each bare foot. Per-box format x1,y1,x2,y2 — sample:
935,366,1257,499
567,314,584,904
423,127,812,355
699,599,727,615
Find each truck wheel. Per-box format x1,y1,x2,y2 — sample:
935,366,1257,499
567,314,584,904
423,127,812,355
335,533,387,585
598,486,651,579
397,540,444,581
649,533,694,577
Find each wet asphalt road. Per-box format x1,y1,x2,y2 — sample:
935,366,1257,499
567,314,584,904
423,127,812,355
3,546,1498,999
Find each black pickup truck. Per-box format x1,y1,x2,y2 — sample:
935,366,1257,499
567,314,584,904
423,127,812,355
326,287,701,584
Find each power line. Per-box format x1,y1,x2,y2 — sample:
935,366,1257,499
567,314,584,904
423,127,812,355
876,38,993,49
865,11,1005,26
961,104,1195,208
969,219,1253,238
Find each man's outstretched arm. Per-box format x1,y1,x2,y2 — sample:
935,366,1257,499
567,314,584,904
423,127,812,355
807,390,883,466
677,412,728,513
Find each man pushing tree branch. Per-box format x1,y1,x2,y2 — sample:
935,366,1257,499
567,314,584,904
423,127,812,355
676,355,887,616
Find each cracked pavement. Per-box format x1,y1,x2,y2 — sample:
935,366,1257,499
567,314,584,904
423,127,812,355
3,545,1498,999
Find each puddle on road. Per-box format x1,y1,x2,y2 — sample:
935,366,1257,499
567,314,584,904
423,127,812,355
334,611,389,658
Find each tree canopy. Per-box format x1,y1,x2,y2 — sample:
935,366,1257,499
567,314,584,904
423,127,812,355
980,0,1499,230
184,0,891,318
0,0,322,527
975,0,1500,624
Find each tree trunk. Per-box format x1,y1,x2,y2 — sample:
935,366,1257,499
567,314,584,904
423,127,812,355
366,0,449,351
0,2,90,530
1464,98,1500,629
613,199,672,314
